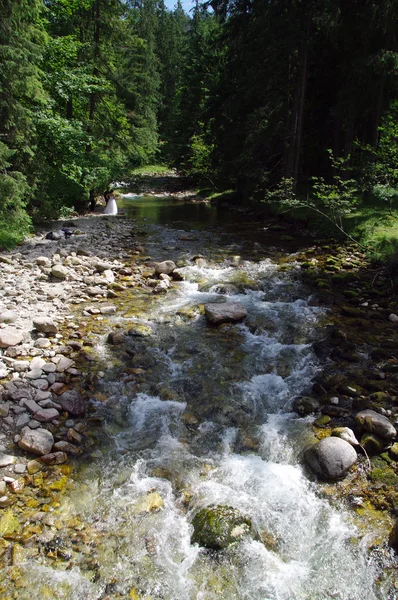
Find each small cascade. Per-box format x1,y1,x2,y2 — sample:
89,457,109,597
13,194,391,600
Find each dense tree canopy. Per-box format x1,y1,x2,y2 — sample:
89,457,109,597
1,0,397,247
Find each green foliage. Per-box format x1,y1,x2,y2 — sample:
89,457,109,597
0,142,31,248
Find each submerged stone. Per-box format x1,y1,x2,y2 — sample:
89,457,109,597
204,302,247,325
191,505,253,550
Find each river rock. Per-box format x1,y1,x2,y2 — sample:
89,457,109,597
5,381,33,402
204,303,248,325
38,451,68,465
293,396,320,415
51,264,69,279
388,313,398,324
155,260,176,275
0,454,16,467
0,311,17,324
191,505,253,550
107,331,125,344
58,390,85,415
331,427,359,446
304,436,358,480
0,329,23,348
18,427,54,456
34,408,60,422
33,317,58,334
355,409,397,441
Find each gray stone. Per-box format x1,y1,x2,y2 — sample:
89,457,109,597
55,357,74,372
34,408,60,422
36,256,51,266
26,369,43,380
0,453,16,467
155,260,176,275
0,329,24,348
18,427,54,456
58,390,85,415
87,286,104,296
16,413,31,429
13,360,30,372
100,305,116,315
204,303,248,325
51,264,69,279
33,317,58,334
21,399,41,414
355,409,397,441
304,436,358,480
14,464,26,474
0,403,10,417
30,357,46,370
388,313,398,324
331,427,359,446
0,310,17,324
6,381,33,401
34,338,52,349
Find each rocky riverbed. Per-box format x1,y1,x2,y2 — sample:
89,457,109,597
0,199,398,597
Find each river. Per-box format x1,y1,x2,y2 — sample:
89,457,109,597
15,194,394,599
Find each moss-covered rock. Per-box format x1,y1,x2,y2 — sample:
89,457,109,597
191,505,253,550
360,433,385,455
293,396,320,416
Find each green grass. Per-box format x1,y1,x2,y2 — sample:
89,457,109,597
130,164,171,175
344,204,398,262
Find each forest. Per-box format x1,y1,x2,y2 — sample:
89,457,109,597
1,0,398,258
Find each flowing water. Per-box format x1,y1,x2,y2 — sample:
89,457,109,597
14,196,393,599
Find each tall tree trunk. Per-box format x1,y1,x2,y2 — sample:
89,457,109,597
284,15,310,190
88,0,101,211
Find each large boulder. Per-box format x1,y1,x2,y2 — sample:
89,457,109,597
304,436,357,481
0,329,23,348
355,409,397,441
155,260,176,275
204,303,247,325
18,427,54,456
191,505,253,550
58,390,85,415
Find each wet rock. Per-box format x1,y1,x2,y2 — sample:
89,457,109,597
355,409,397,441
155,260,176,275
293,396,320,416
331,427,359,446
128,324,153,337
360,433,385,455
107,331,125,344
304,436,358,481
58,389,85,415
204,302,247,325
0,329,24,348
38,451,68,465
191,505,253,550
53,441,81,455
18,427,54,456
33,317,58,334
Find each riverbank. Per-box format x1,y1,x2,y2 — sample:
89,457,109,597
0,184,397,598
